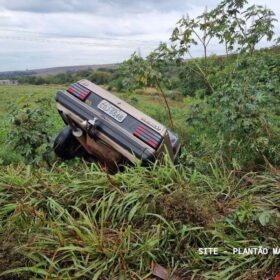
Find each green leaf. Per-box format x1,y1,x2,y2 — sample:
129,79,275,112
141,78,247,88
258,211,271,226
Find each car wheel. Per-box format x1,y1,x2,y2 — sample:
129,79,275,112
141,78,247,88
53,127,84,159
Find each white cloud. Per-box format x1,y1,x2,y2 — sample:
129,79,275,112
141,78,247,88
0,0,219,14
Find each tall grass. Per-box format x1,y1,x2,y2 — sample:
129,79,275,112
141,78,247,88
0,158,279,279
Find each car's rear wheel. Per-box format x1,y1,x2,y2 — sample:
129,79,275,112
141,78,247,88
54,127,84,159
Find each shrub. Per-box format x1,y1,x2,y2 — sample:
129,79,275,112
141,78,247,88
7,96,55,165
186,55,280,168
88,71,113,85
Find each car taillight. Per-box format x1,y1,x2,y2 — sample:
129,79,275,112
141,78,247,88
67,83,90,101
133,124,161,149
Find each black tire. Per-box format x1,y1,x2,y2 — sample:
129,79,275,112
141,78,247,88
54,127,84,160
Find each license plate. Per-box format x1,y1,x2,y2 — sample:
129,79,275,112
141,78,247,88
97,100,127,122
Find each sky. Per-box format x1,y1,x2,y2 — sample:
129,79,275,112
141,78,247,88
0,0,279,71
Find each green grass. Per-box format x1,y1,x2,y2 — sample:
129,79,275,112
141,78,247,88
0,159,279,279
0,85,60,116
0,85,279,279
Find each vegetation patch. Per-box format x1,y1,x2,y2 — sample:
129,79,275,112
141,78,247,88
0,0,280,278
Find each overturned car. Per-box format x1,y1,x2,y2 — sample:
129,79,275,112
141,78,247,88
54,79,180,171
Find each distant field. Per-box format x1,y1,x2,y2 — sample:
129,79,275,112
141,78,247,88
0,85,60,116
0,63,119,78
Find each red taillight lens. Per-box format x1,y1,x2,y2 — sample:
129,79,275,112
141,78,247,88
133,124,161,149
67,83,90,101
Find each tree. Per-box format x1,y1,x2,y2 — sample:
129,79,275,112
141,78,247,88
171,8,215,66
242,5,276,55
170,9,217,93
209,0,277,55
121,51,174,129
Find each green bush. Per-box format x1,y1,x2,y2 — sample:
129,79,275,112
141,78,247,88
88,71,113,85
7,96,55,165
186,54,280,168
